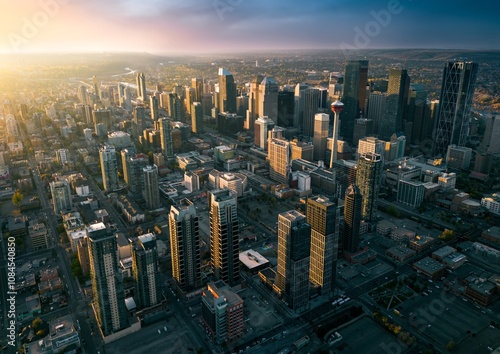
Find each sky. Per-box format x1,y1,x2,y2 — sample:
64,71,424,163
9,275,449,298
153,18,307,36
0,0,499,54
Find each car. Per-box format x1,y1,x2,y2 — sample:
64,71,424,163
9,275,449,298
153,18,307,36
158,329,161,334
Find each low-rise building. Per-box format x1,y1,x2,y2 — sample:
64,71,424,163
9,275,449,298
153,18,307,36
413,257,447,279
408,235,435,253
464,274,497,306
386,246,416,263
481,227,500,245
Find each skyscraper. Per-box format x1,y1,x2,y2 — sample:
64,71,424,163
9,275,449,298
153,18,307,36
356,152,382,222
246,75,263,130
380,68,410,140
277,89,295,127
433,61,479,157
149,95,159,122
268,131,290,184
143,165,160,210
136,72,147,100
276,210,311,310
340,60,369,142
478,113,500,156
169,199,201,292
258,77,279,124
131,233,161,309
313,113,329,161
306,196,339,296
294,83,309,129
367,92,386,134
343,184,362,253
192,77,204,103
88,223,129,336
50,180,72,214
122,153,148,197
99,144,119,191
158,117,174,158
209,190,240,286
191,102,203,134
254,116,275,150
218,68,237,114
302,88,321,137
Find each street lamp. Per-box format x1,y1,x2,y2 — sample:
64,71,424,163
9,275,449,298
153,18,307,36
329,100,344,168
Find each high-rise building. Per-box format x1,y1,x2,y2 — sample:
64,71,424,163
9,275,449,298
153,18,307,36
184,87,195,115
92,108,112,129
275,210,311,310
259,77,279,124
478,113,500,156
246,75,263,130
313,113,329,161
131,233,161,308
357,136,385,157
99,144,119,191
446,145,472,170
356,152,382,222
218,68,237,114
302,88,321,137
56,149,70,165
191,102,204,134
334,159,358,199
149,95,159,122
209,190,240,286
352,118,374,146
343,184,362,253
307,196,339,296
50,180,72,214
133,105,145,136
158,117,174,158
290,139,314,162
367,92,386,134
380,68,410,140
216,112,244,137
294,83,309,129
433,61,479,157
277,89,295,127
136,72,147,100
397,180,425,208
192,77,204,103
268,133,290,184
88,223,129,336
123,153,148,197
169,199,201,292
340,60,369,143
201,280,244,344
254,116,275,150
143,165,160,210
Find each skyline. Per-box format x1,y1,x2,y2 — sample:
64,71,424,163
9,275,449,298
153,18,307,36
1,0,499,55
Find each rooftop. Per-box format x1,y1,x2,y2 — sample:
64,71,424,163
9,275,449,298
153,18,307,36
239,250,270,269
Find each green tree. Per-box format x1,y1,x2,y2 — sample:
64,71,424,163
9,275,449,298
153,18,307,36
439,229,455,242
12,189,24,206
32,318,43,330
446,341,456,351
69,254,84,283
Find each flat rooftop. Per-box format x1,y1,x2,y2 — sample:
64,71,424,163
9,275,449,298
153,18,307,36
239,250,270,269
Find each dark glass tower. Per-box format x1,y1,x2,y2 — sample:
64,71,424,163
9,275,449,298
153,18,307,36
218,68,237,114
340,60,369,143
343,184,362,253
356,152,382,222
432,61,478,157
379,68,410,140
131,233,161,308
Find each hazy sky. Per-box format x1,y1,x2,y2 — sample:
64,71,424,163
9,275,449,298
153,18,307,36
1,0,499,54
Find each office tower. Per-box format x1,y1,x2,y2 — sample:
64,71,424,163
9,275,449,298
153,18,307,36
166,93,182,121
302,88,321,137
307,196,339,296
50,180,72,214
356,152,382,222
218,68,237,113
131,233,161,308
246,75,263,130
99,144,119,191
353,118,373,146
268,133,290,184
473,153,493,174
185,86,195,114
254,116,275,150
124,154,148,197
209,190,240,286
133,105,145,136
216,112,244,137
277,89,295,127
290,139,314,162
313,113,329,161
433,61,479,157
294,83,309,129
329,73,343,101
201,281,244,343
334,159,357,199
149,95,159,122
92,108,112,129
380,68,410,140
446,145,472,170
192,77,204,103
88,223,129,336
158,117,174,158
202,93,214,117
367,92,386,134
397,180,425,208
478,113,500,155
259,77,279,124
340,60,369,142
236,95,248,118
78,85,87,104
343,184,362,253
121,147,136,182
136,72,147,100
275,210,311,310
357,136,385,157
408,84,430,144
92,75,100,99
143,165,160,210
169,199,201,291
191,102,203,134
